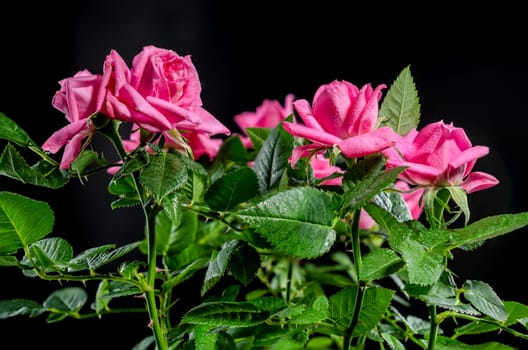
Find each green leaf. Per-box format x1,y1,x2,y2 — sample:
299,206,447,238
227,241,260,286
378,65,420,135
359,248,404,281
433,336,515,350
342,162,406,213
213,135,250,166
398,239,444,286
195,325,236,350
463,280,508,322
201,240,254,295
28,237,73,271
449,212,528,248
246,127,272,153
329,286,394,335
162,257,209,293
139,151,188,201
67,241,141,272
455,301,528,336
0,112,36,147
204,167,259,211
43,287,88,314
0,299,45,319
0,255,17,266
236,187,337,259
252,118,294,194
372,189,412,223
447,185,470,225
0,143,69,189
181,301,270,327
155,209,197,256
382,333,406,350
0,191,55,254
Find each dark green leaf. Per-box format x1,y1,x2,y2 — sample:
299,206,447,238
0,143,68,188
342,163,406,213
43,287,88,313
162,257,209,293
227,241,260,286
181,301,270,327
140,151,188,201
372,189,412,223
204,167,259,211
213,135,250,165
0,191,54,254
201,240,252,295
155,209,197,256
455,301,528,336
0,255,18,267
433,336,515,350
236,187,337,259
252,119,294,194
378,65,420,135
68,241,141,271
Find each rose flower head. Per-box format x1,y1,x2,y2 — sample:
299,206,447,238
383,120,499,194
282,80,398,166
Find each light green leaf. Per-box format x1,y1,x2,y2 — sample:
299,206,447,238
28,237,73,271
455,301,528,336
139,151,188,201
0,143,68,189
0,112,36,147
181,301,270,327
0,191,54,254
252,118,294,194
67,241,141,272
359,248,404,281
236,187,337,259
0,298,45,319
372,189,412,223
463,280,508,322
195,325,236,350
382,333,406,350
204,167,259,211
433,336,515,350
378,65,420,135
449,212,528,248
399,239,444,286
447,185,470,225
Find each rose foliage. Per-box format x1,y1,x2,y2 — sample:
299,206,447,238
1,46,528,350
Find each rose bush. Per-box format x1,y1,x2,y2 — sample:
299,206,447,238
1,46,528,350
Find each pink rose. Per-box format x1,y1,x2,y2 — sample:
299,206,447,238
282,80,398,165
359,181,424,230
42,70,103,169
310,154,344,186
101,46,230,137
383,120,499,193
234,94,294,148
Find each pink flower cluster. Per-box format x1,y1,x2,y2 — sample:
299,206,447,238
43,45,230,169
44,45,498,227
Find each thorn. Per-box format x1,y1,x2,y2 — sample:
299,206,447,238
147,319,154,328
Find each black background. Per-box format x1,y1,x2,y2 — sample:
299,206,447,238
1,1,527,349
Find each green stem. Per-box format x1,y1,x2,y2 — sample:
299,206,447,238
99,120,168,350
427,305,438,350
143,203,167,350
344,209,365,350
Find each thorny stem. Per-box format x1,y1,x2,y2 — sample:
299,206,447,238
344,209,366,350
101,120,168,350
